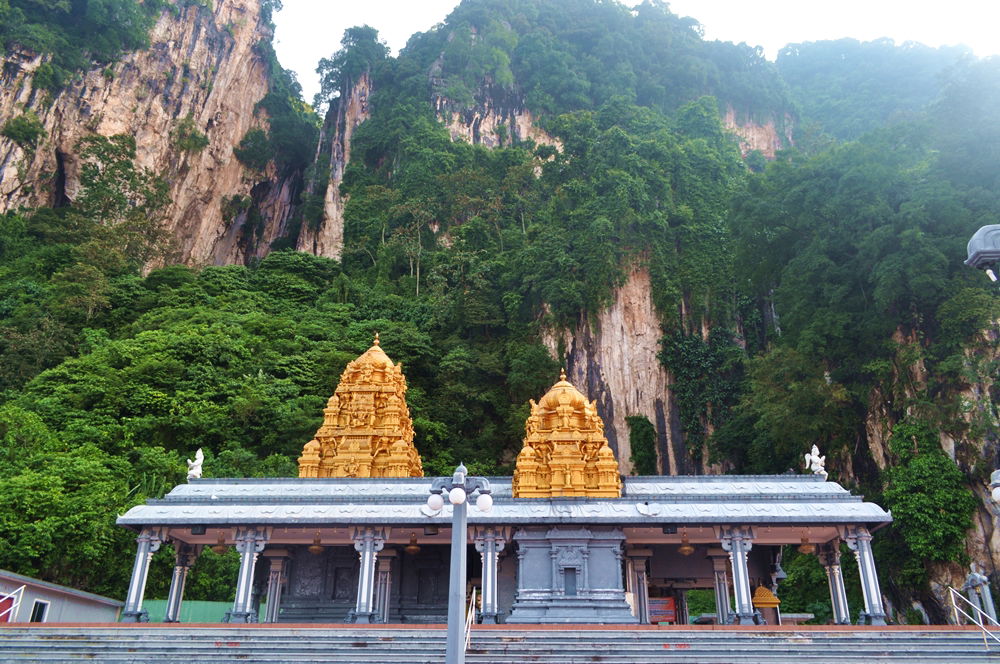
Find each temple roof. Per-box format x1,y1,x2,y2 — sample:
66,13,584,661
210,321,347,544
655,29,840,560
118,474,891,529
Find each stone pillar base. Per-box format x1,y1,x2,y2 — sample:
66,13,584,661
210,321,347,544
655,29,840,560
857,611,887,626
120,609,149,623
729,610,764,625
348,610,378,624
223,610,259,623
480,611,501,624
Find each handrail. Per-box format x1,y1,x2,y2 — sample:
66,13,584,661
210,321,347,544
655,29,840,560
0,585,25,623
464,587,477,652
949,586,1000,649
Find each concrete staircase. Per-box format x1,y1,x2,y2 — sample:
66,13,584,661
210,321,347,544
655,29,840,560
0,624,995,663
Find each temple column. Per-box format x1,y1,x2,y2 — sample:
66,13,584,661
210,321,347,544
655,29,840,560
475,527,508,624
350,526,387,623
164,542,201,623
374,549,397,624
819,541,851,625
842,526,886,625
121,527,164,622
224,527,269,623
625,547,652,624
262,549,289,623
709,552,731,625
720,527,758,625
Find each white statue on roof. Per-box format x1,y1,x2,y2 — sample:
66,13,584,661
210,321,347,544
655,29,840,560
804,444,828,480
187,448,204,481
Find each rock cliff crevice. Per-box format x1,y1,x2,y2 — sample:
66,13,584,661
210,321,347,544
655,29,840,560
297,71,373,260
0,0,296,266
542,267,690,476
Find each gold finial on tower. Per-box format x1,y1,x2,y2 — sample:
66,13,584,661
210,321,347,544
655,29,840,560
559,367,567,382
297,338,422,478
512,371,621,498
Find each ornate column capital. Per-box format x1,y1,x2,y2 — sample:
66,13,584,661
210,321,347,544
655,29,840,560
352,526,388,553
718,526,755,553
233,527,269,554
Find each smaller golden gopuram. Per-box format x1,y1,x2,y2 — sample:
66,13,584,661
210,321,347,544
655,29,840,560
297,334,423,478
512,370,621,498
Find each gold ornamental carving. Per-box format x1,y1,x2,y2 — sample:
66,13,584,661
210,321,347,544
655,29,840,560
297,335,423,478
512,370,621,498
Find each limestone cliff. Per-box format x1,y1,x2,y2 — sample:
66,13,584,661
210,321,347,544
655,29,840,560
297,72,373,260
437,95,561,151
863,325,1000,618
542,268,691,477
0,0,295,265
723,106,793,158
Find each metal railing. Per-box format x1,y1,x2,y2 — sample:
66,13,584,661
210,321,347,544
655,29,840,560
949,586,1000,649
464,587,477,652
0,585,25,623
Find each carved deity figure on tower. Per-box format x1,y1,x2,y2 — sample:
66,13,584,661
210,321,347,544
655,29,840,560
297,334,423,478
512,370,622,498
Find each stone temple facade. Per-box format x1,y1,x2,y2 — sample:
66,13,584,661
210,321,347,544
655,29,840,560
118,340,892,626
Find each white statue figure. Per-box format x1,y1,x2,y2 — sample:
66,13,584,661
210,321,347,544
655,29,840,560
187,448,204,481
804,444,828,480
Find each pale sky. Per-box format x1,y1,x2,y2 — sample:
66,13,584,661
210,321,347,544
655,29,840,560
273,0,1000,103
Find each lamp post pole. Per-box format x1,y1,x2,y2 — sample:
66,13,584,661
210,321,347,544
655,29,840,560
427,463,493,664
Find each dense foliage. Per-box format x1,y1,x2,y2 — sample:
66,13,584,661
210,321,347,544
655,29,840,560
778,38,971,142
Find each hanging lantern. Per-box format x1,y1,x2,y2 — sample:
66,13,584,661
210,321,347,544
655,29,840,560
210,533,228,555
308,533,325,555
404,533,422,556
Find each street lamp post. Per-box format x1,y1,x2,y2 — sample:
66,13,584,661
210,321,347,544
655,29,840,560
426,463,493,664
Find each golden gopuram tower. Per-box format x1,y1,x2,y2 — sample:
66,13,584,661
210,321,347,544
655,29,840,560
512,370,621,498
297,335,423,478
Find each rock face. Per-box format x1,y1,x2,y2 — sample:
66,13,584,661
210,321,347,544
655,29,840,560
0,0,294,265
437,96,562,151
542,268,690,476
297,72,373,260
723,106,793,158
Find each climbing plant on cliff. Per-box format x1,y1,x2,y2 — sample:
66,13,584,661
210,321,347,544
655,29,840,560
0,0,166,90
881,420,978,587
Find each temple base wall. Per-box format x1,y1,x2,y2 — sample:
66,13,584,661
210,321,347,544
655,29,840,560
507,526,637,624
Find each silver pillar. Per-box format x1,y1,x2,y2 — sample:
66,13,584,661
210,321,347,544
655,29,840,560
164,542,201,623
447,495,468,663
710,554,731,625
475,527,508,624
374,549,397,624
720,527,758,625
819,541,851,625
843,526,886,625
121,528,163,622
625,548,652,624
262,550,288,623
225,527,268,623
351,526,387,624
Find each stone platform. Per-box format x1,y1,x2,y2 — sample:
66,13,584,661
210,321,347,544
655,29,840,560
0,624,995,663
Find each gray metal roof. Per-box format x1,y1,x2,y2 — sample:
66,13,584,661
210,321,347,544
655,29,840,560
117,475,890,529
0,569,124,607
